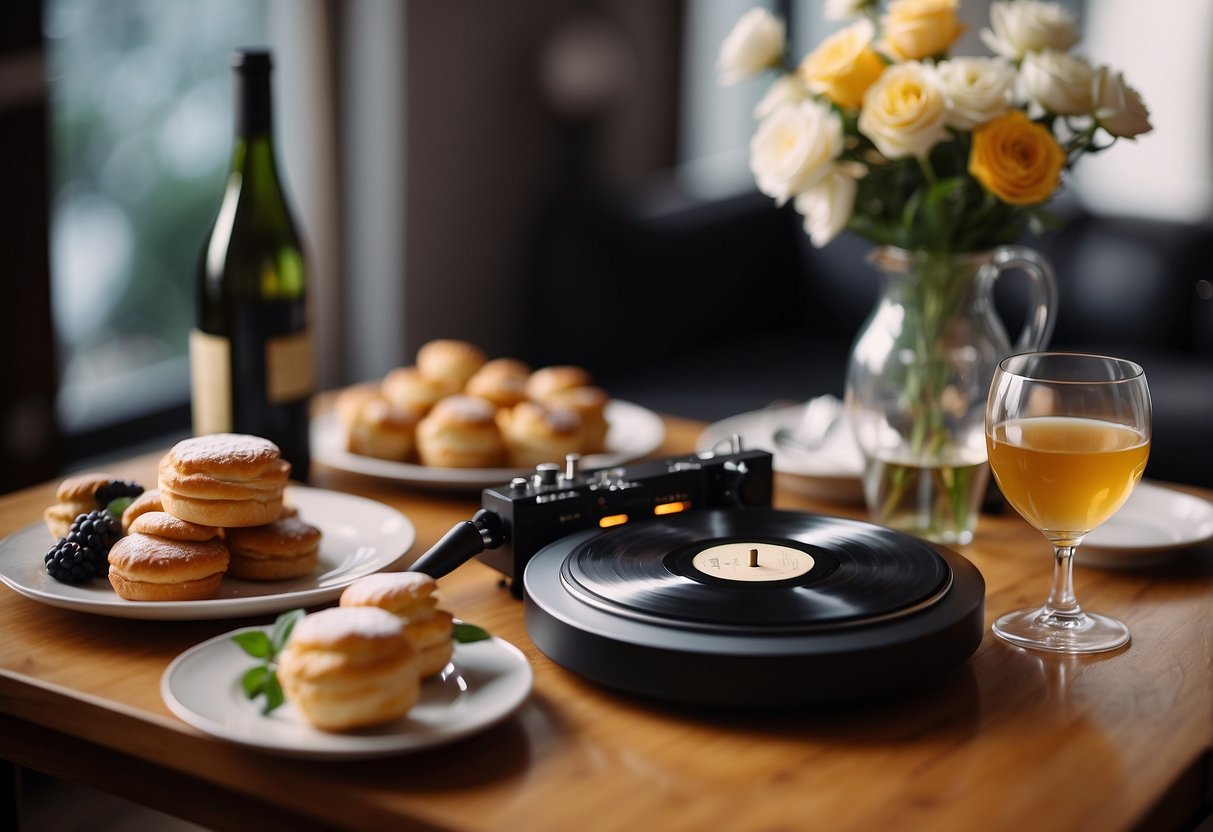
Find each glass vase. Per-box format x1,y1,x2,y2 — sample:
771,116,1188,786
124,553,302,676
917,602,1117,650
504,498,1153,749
844,246,1057,544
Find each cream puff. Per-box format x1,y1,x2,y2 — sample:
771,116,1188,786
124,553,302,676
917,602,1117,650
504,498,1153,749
158,434,288,528
339,386,420,462
381,366,458,415
464,358,531,409
107,513,229,602
497,400,584,468
44,472,117,539
224,515,322,581
415,339,488,388
415,395,506,468
524,365,593,401
340,571,455,678
277,606,421,732
536,385,610,454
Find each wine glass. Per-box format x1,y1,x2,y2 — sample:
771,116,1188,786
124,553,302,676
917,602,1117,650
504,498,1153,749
985,352,1151,653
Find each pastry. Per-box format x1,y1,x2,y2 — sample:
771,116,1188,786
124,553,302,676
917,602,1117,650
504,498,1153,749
129,510,219,542
121,489,163,534
162,433,287,482
464,358,531,409
415,395,506,468
339,387,420,462
159,491,283,528
224,515,322,581
277,606,421,732
415,339,487,388
107,528,229,602
333,381,382,426
44,472,116,539
340,571,455,678
524,365,593,401
158,434,288,528
536,385,610,453
497,401,584,468
381,366,458,415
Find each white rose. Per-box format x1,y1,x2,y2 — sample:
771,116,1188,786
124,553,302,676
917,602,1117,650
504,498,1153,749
979,0,1079,60
936,57,1016,130
1092,66,1152,138
753,74,811,120
749,100,843,204
794,168,858,247
717,8,785,86
1020,48,1093,116
858,61,950,160
825,0,875,21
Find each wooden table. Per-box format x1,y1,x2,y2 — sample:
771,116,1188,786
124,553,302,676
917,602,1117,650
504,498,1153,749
2,415,1212,831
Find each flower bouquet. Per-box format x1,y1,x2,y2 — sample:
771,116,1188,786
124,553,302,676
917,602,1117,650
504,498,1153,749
718,0,1152,541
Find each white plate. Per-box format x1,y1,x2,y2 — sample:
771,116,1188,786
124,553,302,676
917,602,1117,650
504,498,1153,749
162,627,532,759
1080,481,1213,567
311,399,666,490
697,402,864,504
0,486,415,620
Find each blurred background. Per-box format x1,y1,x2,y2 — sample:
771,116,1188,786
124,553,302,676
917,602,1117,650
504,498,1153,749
2,0,1210,494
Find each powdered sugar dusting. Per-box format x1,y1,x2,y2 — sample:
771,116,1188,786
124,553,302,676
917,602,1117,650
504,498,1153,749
341,571,435,605
170,433,281,467
544,406,581,432
292,606,405,643
435,395,497,421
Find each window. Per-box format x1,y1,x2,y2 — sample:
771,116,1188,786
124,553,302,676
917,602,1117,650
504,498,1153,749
44,0,267,439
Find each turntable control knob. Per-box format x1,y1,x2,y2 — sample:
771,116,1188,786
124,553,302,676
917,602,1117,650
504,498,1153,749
509,477,530,494
535,463,560,487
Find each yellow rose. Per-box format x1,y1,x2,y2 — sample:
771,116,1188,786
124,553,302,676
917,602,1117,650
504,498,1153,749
857,61,949,159
969,110,1066,205
799,19,886,110
881,0,966,61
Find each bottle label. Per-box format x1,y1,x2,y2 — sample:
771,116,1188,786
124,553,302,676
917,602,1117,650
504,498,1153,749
267,329,314,404
190,329,233,434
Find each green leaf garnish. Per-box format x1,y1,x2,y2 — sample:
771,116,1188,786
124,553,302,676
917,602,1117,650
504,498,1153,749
105,496,135,517
241,665,271,697
453,621,491,644
232,630,273,659
260,674,285,714
232,608,304,715
269,607,305,652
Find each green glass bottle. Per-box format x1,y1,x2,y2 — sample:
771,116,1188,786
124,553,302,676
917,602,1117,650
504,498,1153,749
192,48,312,481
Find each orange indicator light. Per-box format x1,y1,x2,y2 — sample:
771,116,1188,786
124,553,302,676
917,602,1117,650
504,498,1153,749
654,501,692,516
598,514,629,528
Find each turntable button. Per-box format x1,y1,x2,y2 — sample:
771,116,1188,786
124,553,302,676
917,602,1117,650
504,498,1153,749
536,463,560,487
509,477,529,494
564,453,581,480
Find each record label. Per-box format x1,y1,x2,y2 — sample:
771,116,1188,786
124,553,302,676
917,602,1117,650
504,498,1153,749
691,542,814,583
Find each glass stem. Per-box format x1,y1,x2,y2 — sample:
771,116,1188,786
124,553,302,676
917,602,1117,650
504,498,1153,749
1043,544,1083,620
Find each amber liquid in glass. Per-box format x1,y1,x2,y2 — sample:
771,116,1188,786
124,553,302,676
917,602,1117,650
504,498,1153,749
987,416,1150,535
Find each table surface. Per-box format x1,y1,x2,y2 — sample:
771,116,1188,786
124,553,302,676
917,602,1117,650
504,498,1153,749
2,415,1212,832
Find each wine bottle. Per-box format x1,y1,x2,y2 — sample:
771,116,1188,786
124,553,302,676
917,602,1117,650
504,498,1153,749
191,48,312,481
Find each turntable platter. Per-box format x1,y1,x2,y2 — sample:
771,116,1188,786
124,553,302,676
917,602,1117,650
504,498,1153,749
562,511,951,631
523,509,985,708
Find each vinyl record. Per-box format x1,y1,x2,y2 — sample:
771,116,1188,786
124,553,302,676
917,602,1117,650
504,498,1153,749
560,509,950,633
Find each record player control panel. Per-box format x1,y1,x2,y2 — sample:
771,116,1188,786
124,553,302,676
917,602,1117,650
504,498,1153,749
410,445,775,596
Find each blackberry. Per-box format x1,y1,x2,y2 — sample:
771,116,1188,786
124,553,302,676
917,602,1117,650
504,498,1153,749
44,509,122,584
94,479,144,509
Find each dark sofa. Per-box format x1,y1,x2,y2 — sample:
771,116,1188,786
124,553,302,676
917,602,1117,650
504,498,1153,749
525,179,1213,490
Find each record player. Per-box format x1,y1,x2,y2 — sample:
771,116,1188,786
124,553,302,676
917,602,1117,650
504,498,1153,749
412,442,985,708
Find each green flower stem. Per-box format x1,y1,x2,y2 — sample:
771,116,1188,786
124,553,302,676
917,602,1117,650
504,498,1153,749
875,250,976,528
916,154,937,186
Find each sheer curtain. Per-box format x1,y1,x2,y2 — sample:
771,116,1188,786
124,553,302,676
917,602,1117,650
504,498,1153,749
1071,0,1213,221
